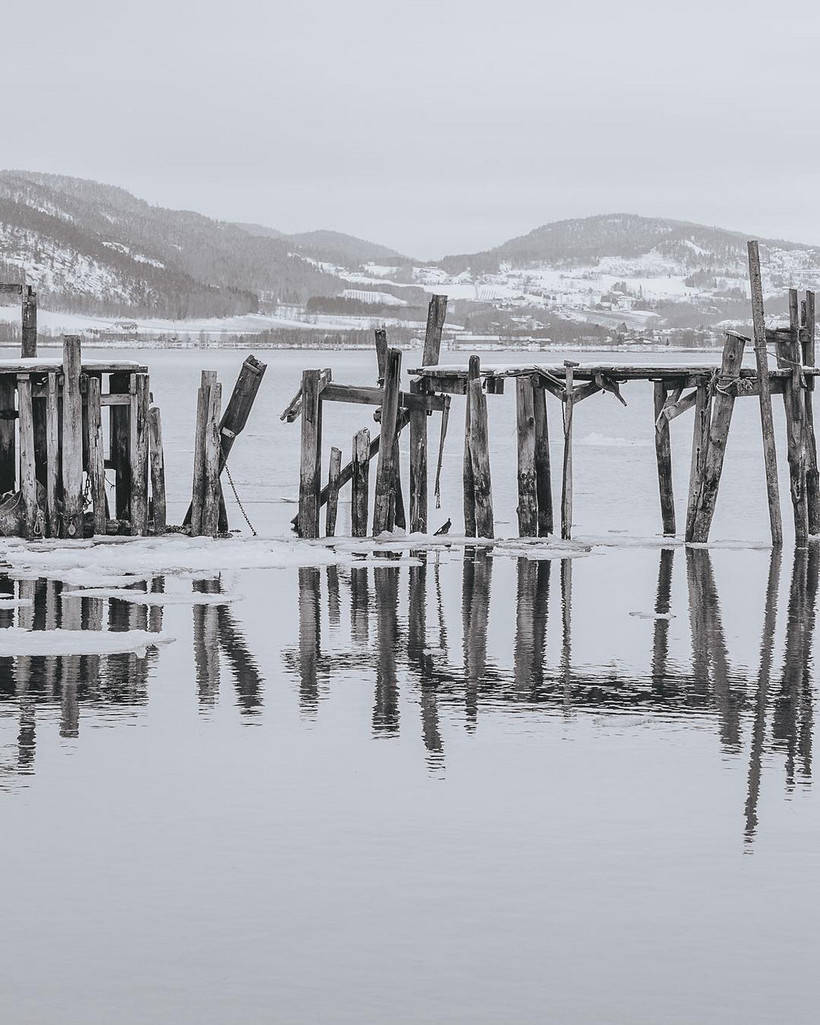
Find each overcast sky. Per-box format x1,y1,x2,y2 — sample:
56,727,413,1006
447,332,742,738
4,0,820,259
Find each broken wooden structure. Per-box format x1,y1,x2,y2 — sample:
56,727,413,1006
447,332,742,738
1,282,37,357
285,248,820,547
0,334,164,539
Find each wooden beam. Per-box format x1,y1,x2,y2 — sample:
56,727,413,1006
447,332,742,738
782,294,809,545
0,374,15,493
654,381,676,536
21,288,36,358
802,291,819,535
533,379,553,536
320,383,447,413
325,446,342,537
201,381,222,537
109,371,131,520
129,373,150,536
685,382,711,542
87,376,106,535
561,362,576,540
298,369,324,538
351,428,370,538
462,376,476,536
659,388,698,423
372,349,402,535
468,355,494,539
17,375,39,539
61,335,83,539
515,376,538,536
45,372,59,538
191,370,216,536
409,380,428,533
422,295,448,367
148,407,167,534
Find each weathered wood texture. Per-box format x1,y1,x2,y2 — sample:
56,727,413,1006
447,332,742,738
201,381,222,537
372,349,402,535
325,446,342,537
653,381,676,535
422,295,448,367
515,376,538,536
747,241,783,546
802,291,819,535
45,372,59,537
690,334,746,543
109,371,131,519
191,370,217,536
0,374,15,493
21,288,37,358
467,356,494,538
781,295,809,545
17,375,39,539
351,428,370,537
298,369,324,539
532,380,553,536
462,378,476,536
61,335,84,539
129,373,150,536
148,407,167,534
561,362,576,540
685,383,711,542
86,376,106,535
409,380,428,533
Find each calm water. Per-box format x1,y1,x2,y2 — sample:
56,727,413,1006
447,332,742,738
1,346,819,1024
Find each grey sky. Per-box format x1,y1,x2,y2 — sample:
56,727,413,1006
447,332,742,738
5,0,820,259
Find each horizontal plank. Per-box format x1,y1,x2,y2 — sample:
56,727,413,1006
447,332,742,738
411,362,820,383
0,359,148,374
322,383,448,412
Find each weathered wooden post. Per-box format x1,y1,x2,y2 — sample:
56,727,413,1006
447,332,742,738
373,348,401,535
690,332,745,542
45,372,59,537
17,375,38,539
21,287,36,358
129,373,150,535
467,355,493,538
202,381,222,537
410,296,447,534
685,380,711,542
148,407,167,534
515,376,538,536
351,428,370,538
653,381,676,535
109,371,131,520
325,446,342,537
802,290,819,534
747,241,783,546
532,379,553,536
61,335,84,539
463,380,476,536
298,369,324,538
191,370,217,536
0,374,15,494
87,376,106,535
561,361,577,540
782,290,809,545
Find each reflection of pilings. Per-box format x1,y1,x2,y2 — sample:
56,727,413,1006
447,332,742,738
373,567,400,735
148,576,165,635
408,557,444,766
560,558,572,713
350,567,370,647
651,548,674,689
217,605,263,714
685,548,741,751
744,549,782,844
193,579,221,707
298,567,322,714
60,591,82,738
326,566,341,630
773,548,818,788
514,558,550,695
433,557,449,661
462,549,492,729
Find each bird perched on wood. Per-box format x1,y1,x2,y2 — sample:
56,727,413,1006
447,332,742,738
434,518,451,535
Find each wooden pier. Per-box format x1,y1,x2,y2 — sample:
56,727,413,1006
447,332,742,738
286,245,820,547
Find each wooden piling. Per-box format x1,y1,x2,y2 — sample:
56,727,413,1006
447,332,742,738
86,376,106,536
373,348,401,535
109,371,131,520
148,407,167,534
561,362,576,540
45,372,59,537
422,295,448,367
685,381,710,542
0,374,15,494
653,381,676,535
201,381,222,537
802,290,819,535
374,328,388,384
690,333,745,542
747,241,783,546
532,380,553,536
467,355,493,538
17,375,38,539
409,380,428,533
515,376,538,536
325,446,342,537
21,287,36,358
393,437,406,530
782,292,809,545
298,369,324,538
191,370,217,536
351,428,370,538
462,373,476,537
61,335,83,539
129,373,150,536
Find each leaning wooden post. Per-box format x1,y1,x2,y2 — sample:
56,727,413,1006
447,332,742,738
61,335,83,539
515,376,538,536
467,355,494,538
351,428,370,538
45,372,59,537
0,373,16,494
747,241,783,546
422,295,448,366
653,381,676,535
17,374,39,539
148,407,167,534
561,361,577,540
372,348,401,535
325,446,342,537
86,376,106,536
685,380,711,542
21,287,37,358
532,378,553,536
802,290,819,534
298,369,324,539
191,370,217,536
690,332,746,543
782,290,809,546
201,381,222,537
129,373,150,536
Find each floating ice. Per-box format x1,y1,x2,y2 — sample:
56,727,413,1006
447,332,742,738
0,628,174,658
61,588,239,606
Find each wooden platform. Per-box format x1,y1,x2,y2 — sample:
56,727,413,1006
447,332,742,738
0,358,148,374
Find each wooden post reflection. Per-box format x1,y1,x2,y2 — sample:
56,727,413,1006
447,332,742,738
217,605,263,714
297,567,322,714
373,567,400,735
193,578,221,707
408,557,444,765
462,549,492,730
651,548,674,689
560,558,573,712
514,558,550,695
349,567,370,647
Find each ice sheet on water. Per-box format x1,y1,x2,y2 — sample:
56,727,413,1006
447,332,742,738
0,597,33,608
0,629,174,658
61,588,240,606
